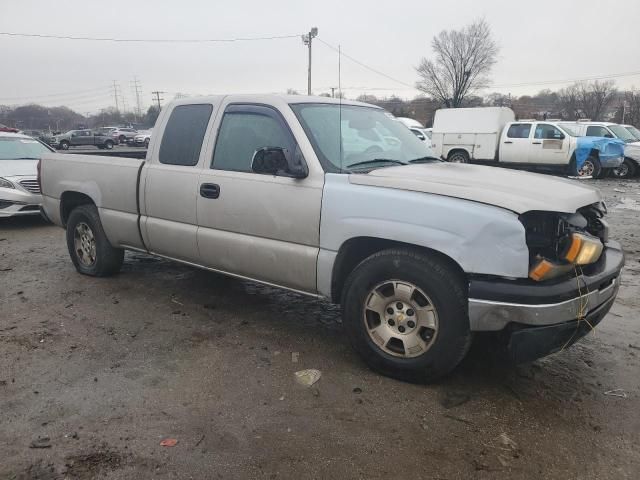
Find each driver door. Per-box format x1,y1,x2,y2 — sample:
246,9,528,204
196,103,323,293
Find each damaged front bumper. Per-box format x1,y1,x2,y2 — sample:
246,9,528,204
468,241,625,362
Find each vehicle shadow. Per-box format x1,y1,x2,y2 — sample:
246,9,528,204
0,215,51,230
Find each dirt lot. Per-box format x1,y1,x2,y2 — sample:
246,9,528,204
1,178,639,479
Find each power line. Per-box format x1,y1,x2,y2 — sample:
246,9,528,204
489,70,640,88
316,38,416,90
0,85,110,101
0,31,303,43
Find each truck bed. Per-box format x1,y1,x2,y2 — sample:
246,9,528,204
41,153,146,249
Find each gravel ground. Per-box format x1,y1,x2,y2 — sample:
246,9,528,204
1,178,639,479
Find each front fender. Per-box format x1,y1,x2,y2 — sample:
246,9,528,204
318,174,529,297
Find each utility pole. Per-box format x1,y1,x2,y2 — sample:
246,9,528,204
301,27,318,95
130,76,143,121
151,91,165,111
330,87,336,98
622,101,627,124
112,81,120,111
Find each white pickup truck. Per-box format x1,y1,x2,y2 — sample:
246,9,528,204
431,107,624,178
40,95,624,382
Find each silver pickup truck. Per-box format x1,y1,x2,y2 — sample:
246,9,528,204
40,95,624,382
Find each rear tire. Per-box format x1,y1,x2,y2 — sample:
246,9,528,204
611,158,637,179
447,150,469,164
66,204,124,277
342,248,471,383
104,140,114,150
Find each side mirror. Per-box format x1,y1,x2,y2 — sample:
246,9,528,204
251,146,308,178
71,133,77,137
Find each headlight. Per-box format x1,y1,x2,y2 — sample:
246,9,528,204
562,232,603,265
0,177,15,189
529,232,603,281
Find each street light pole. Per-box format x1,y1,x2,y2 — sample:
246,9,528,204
301,27,318,95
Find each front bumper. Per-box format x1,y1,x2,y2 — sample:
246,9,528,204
0,178,42,218
601,155,624,168
468,242,624,332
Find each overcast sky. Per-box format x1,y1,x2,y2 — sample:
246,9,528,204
1,0,639,114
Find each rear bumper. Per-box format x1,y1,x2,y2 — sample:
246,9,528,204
468,242,625,332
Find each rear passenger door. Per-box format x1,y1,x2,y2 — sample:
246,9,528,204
141,103,214,263
196,103,323,293
500,123,532,163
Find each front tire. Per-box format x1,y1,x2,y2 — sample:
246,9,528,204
611,158,637,179
342,248,471,383
59,140,70,150
574,155,602,178
104,140,114,150
66,204,124,277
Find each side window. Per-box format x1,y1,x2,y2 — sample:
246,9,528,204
586,126,609,137
212,107,294,173
534,124,564,140
506,123,532,139
159,104,213,166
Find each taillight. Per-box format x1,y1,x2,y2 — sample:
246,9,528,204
37,159,42,193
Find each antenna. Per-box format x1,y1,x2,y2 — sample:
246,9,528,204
339,44,343,172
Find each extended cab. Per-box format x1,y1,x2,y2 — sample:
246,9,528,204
431,107,624,177
40,95,624,383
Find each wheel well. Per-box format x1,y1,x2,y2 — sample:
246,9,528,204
447,149,470,160
60,191,95,226
330,237,467,304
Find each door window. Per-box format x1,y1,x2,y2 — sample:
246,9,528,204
585,125,612,138
534,124,564,139
159,104,213,166
212,106,294,173
506,124,532,138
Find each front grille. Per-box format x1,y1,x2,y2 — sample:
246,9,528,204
19,179,41,194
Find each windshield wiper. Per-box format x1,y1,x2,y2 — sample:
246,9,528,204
346,158,407,170
408,156,442,164
14,157,40,160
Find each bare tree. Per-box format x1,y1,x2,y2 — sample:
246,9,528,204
416,19,498,108
577,80,617,120
624,90,640,127
557,84,581,120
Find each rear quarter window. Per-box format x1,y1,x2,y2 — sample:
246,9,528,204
159,104,213,166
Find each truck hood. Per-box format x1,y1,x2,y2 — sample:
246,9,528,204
0,159,38,178
348,163,601,214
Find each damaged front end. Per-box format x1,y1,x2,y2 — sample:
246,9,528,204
520,202,609,282
468,201,625,363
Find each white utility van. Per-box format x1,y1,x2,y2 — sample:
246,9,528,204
431,107,624,177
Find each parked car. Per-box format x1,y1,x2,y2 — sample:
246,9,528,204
0,124,19,133
397,117,433,147
133,130,152,147
559,121,640,178
620,124,640,141
110,127,138,144
40,95,624,383
50,129,116,150
0,131,54,217
19,129,56,146
432,107,624,177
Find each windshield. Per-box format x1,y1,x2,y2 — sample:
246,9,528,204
623,125,640,141
557,123,579,137
291,103,436,172
608,124,636,142
0,137,52,159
